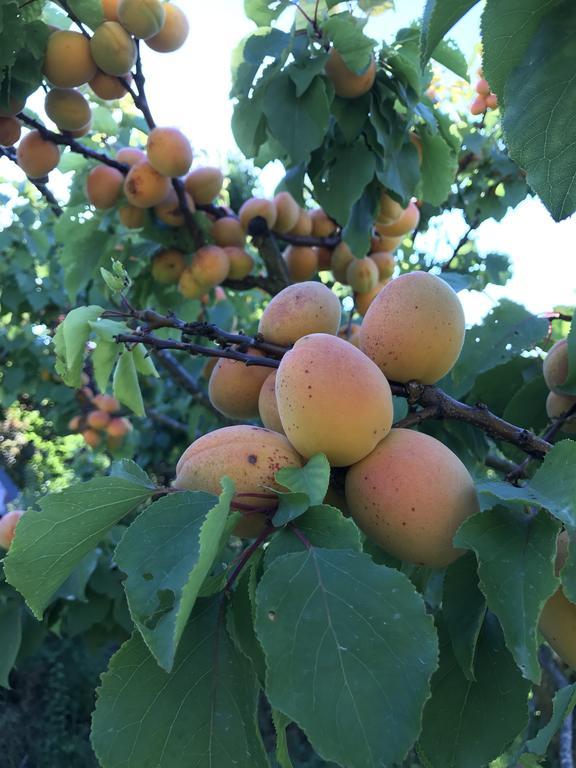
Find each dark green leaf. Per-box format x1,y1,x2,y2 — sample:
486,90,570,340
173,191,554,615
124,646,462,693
323,13,376,72
525,681,576,756
420,0,481,65
272,709,294,768
227,552,266,684
419,125,459,206
0,602,21,688
272,493,310,527
244,0,290,26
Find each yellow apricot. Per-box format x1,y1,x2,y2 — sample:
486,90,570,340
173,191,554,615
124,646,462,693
0,117,21,146
209,350,271,420
211,216,245,247
147,126,193,178
174,425,303,537
154,188,195,226
284,245,318,282
116,146,146,166
276,333,393,466
354,280,388,317
107,416,132,437
258,281,341,346
68,118,92,138
377,192,404,226
258,372,284,434
86,165,124,209
239,197,277,232
543,339,569,393
371,230,403,251
184,167,224,205
178,267,205,299
151,249,186,284
102,0,120,21
118,0,165,39
119,204,146,228
346,256,378,294
93,393,120,413
546,392,576,433
346,429,479,567
90,70,131,100
145,3,189,52
43,30,97,88
16,130,60,178
273,191,300,233
287,209,313,236
310,207,337,237
325,49,376,99
539,533,576,668
224,246,254,280
330,241,354,283
123,161,171,207
377,201,420,237
360,272,465,384
45,88,91,131
0,510,24,551
370,251,395,280
189,245,230,288
201,357,218,381
337,323,362,347
90,21,137,77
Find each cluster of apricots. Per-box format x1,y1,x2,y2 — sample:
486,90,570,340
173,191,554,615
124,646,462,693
470,71,498,116
543,338,576,434
68,392,132,450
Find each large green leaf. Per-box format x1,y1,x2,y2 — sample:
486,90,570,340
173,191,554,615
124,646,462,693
114,481,234,671
419,126,458,206
431,38,469,80
4,464,154,618
420,0,481,65
91,597,268,768
256,549,438,767
227,552,266,684
502,1,576,220
418,614,530,768
455,506,560,682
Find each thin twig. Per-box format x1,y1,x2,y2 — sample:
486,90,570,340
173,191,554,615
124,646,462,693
0,146,63,216
225,525,275,593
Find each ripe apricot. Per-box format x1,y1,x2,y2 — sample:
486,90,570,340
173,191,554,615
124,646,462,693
151,249,186,284
154,188,195,226
45,88,91,131
288,208,313,236
124,161,171,207
284,245,318,282
174,425,303,537
211,217,245,247
485,93,498,109
16,130,60,178
86,165,124,209
147,126,193,177
90,21,137,77
325,49,376,99
87,410,111,429
43,30,97,87
90,70,131,100
337,323,362,347
330,242,354,283
346,256,378,294
184,167,224,205
276,333,393,466
370,251,395,280
189,245,229,288
68,118,92,138
546,392,576,433
145,3,189,52
83,428,102,448
209,351,271,420
107,416,132,437
258,282,341,346
360,272,465,384
476,78,491,96
346,429,479,567
118,0,165,39
376,192,404,226
0,510,24,550
239,197,277,232
224,247,254,280
258,372,284,434
0,117,21,146
310,207,337,237
543,340,569,393
68,415,82,431
539,533,576,668
470,96,487,115
178,267,205,299
354,280,388,317
377,201,420,237
201,357,218,380
372,230,403,251
116,146,146,166
119,204,146,228
316,247,332,271
102,0,120,21
273,191,300,233
93,393,120,413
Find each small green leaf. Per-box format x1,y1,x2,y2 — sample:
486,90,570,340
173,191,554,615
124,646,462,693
272,709,294,768
431,38,469,80
53,306,103,387
132,343,159,378
113,349,145,417
525,680,576,756
420,0,481,65
275,454,330,507
272,492,310,527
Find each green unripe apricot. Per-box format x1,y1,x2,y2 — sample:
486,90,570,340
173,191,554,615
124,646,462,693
90,21,137,77
118,0,165,40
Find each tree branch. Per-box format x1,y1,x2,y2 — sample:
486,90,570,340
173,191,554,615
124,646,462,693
148,409,188,434
0,146,63,216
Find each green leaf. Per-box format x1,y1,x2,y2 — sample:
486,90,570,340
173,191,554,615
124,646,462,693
256,549,438,767
341,180,380,258
275,454,330,507
420,0,481,65
113,349,145,417
419,125,459,206
110,459,154,488
323,12,376,72
332,94,371,143
0,602,21,688
53,306,103,387
66,0,104,29
287,55,329,98
454,506,560,682
91,597,269,768
114,481,234,672
244,0,290,26
272,709,294,768
133,343,159,378
272,493,310,527
232,91,267,158
442,552,486,682
502,1,576,220
54,209,112,299
4,473,153,618
418,614,530,768
525,681,576,756
227,552,266,684
431,38,469,80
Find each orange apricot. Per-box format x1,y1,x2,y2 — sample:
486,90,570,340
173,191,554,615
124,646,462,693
43,30,97,87
224,247,254,280
151,249,186,284
258,281,341,346
325,49,376,99
273,191,300,233
153,188,195,226
184,167,224,205
258,371,284,434
90,21,137,77
16,130,60,178
119,204,146,228
189,245,230,288
90,70,131,100
284,245,318,282
147,126,193,177
369,251,395,280
86,410,111,429
145,3,189,53
0,510,24,550
239,197,277,232
0,117,21,146
543,339,569,393
93,393,120,413
123,161,171,207
346,256,379,294
211,216,245,247
377,201,420,237
330,242,354,283
116,146,146,166
86,165,124,209
209,351,271,420
118,0,165,39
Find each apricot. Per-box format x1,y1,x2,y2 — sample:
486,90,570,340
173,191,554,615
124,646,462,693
0,510,24,550
310,208,337,237
124,161,171,207
276,333,393,466
154,188,195,226
118,0,165,39
174,425,303,537
201,357,218,380
370,251,395,280
178,268,205,299
90,70,131,100
119,204,146,228
354,280,388,317
224,246,254,280
209,351,271,420
330,242,354,283
539,533,576,668
102,0,120,21
189,245,230,288
93,393,120,413
273,191,300,233
0,117,21,146
346,256,378,294
86,165,124,209
360,272,465,384
376,192,404,226
337,323,361,347
211,216,245,247
486,93,498,110
258,372,284,434
470,96,487,116
83,428,102,448
45,88,91,131
316,247,332,271
371,231,402,251
116,146,146,166
288,208,313,236
239,197,277,232
145,3,189,52
325,49,376,99
87,410,111,429
184,167,224,205
476,78,491,96
68,119,92,138
151,249,186,284
546,392,576,433
258,281,341,346
43,30,97,87
346,429,479,567
107,416,132,437
90,21,137,77
68,415,82,431
543,339,569,393
377,201,420,237
16,130,60,178
147,126,192,177
284,245,318,282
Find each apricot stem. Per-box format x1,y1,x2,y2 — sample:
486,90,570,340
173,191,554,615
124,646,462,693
225,525,275,594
